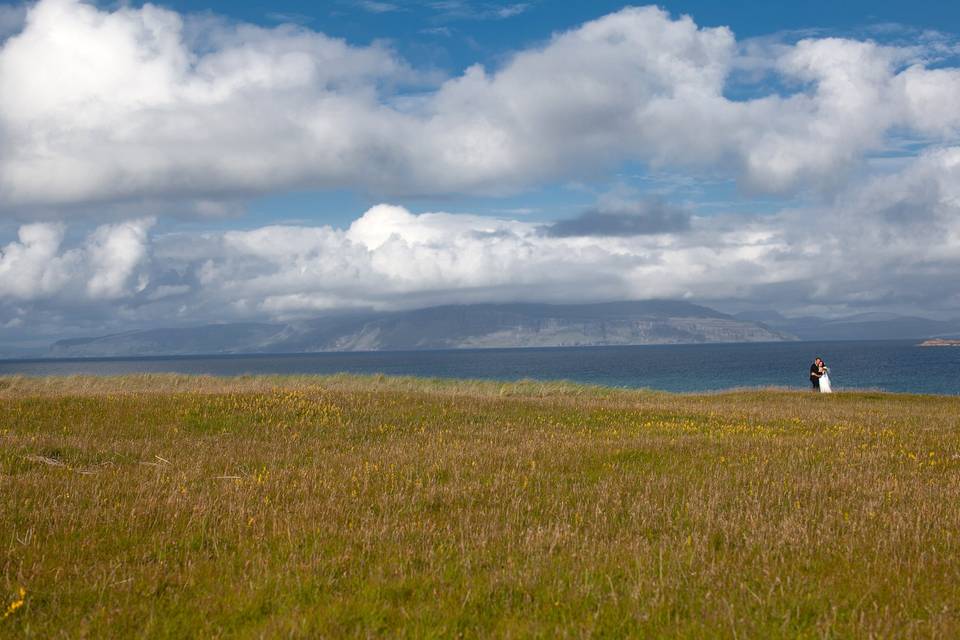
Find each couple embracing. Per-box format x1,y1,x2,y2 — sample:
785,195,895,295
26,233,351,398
809,357,832,393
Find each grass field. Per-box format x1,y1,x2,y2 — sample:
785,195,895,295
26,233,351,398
2,374,959,638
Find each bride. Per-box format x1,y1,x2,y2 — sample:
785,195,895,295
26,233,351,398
819,361,832,393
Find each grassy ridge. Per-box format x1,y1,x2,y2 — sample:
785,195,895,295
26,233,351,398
1,374,959,638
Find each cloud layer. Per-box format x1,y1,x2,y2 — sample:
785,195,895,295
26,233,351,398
2,0,960,211
3,147,959,338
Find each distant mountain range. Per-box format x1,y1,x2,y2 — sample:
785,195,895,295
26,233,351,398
48,300,793,357
733,311,960,341
34,301,960,358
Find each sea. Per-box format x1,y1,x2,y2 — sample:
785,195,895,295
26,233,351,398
2,340,958,395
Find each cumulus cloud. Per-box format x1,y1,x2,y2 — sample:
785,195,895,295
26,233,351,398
2,0,960,212
0,218,154,301
0,0,416,209
0,223,73,299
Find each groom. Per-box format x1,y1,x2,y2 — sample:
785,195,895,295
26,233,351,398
809,357,823,391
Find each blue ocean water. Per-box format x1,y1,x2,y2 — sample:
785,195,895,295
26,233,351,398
1,340,958,395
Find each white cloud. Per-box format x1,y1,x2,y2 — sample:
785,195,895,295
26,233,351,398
0,217,153,301
0,223,74,298
85,219,154,299
0,0,414,208
2,1,960,212
356,1,400,13
426,1,532,21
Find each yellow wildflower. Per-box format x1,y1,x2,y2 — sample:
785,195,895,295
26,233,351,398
1,587,25,620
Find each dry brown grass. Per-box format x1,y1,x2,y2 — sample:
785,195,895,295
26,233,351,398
2,374,959,638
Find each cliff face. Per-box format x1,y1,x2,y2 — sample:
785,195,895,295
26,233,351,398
49,301,795,357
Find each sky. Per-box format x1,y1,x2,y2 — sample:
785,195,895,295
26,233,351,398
1,0,959,347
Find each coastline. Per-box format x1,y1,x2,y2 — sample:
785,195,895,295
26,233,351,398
1,372,957,400
918,338,960,347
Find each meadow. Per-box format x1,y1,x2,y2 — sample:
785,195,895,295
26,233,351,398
1,374,959,638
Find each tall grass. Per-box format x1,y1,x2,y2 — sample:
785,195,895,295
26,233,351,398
2,374,959,637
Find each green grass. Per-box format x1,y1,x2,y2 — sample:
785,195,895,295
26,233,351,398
1,374,959,638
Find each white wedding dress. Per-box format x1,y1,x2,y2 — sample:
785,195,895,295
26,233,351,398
819,370,832,393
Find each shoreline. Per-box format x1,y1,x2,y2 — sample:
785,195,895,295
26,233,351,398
3,340,957,397
1,372,957,400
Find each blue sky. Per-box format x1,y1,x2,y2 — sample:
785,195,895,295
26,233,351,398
1,0,959,344
150,1,960,52
138,0,960,86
